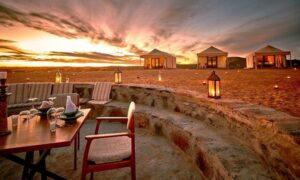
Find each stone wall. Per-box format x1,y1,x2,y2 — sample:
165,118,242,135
109,84,300,179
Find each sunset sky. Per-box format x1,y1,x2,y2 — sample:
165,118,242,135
0,0,300,67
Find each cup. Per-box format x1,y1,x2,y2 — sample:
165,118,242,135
11,115,19,127
47,108,57,133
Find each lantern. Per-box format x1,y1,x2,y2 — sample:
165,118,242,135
114,68,122,84
55,69,62,83
158,71,162,81
207,71,220,99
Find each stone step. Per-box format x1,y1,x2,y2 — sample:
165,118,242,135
100,101,276,179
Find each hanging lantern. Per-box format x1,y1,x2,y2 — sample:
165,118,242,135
114,68,122,84
158,71,162,81
207,71,221,99
55,69,62,83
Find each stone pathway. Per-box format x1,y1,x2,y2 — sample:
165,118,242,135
0,120,202,180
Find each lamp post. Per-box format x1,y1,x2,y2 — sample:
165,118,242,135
55,69,62,83
207,71,221,99
0,71,11,136
114,68,122,84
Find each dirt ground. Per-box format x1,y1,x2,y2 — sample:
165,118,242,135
2,67,300,117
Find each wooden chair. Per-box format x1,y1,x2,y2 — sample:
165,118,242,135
81,102,136,180
88,82,112,105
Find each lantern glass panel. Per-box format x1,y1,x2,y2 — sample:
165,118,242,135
215,81,220,97
118,73,122,83
208,80,215,97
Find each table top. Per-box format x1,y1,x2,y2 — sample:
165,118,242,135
0,108,90,154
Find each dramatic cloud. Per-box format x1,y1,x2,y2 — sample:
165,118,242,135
0,0,299,66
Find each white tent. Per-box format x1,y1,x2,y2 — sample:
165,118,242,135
140,49,176,69
197,46,228,68
246,45,291,69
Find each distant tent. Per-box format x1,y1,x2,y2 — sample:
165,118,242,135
246,45,291,69
140,49,176,69
197,46,228,68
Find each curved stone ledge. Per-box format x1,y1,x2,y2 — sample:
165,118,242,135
106,84,300,179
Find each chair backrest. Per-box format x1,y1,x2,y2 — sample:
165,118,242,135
7,83,30,104
28,83,52,101
51,93,80,108
52,83,73,95
127,102,135,131
92,82,112,101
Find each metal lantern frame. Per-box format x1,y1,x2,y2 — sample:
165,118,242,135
207,71,221,99
114,68,122,84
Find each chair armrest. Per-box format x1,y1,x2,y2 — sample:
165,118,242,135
96,117,128,122
94,117,128,134
85,132,133,141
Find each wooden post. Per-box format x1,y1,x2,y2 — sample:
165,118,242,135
0,79,11,136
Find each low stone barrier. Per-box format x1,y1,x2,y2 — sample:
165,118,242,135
105,84,300,179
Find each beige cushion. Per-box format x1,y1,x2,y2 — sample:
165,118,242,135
52,83,73,94
127,102,135,129
91,82,112,101
7,83,30,105
88,136,131,164
87,100,110,105
8,102,42,108
28,83,52,101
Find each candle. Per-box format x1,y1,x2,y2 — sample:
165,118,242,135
0,72,7,79
274,85,279,89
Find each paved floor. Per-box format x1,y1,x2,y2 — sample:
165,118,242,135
0,120,202,180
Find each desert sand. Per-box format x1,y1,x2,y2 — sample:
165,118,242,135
2,67,299,117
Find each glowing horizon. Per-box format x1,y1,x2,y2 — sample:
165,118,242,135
0,0,299,67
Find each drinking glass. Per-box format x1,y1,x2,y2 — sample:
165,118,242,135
47,108,57,133
19,110,30,121
11,115,19,127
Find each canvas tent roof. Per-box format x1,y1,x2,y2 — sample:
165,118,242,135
197,46,228,56
140,49,175,58
254,45,290,56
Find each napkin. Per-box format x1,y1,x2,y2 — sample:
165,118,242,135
39,101,54,109
65,96,77,113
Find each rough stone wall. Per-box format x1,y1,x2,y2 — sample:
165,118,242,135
110,84,300,179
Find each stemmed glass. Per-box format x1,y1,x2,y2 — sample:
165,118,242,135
47,108,57,133
28,97,39,120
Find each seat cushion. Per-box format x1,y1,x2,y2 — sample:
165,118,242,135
52,83,73,94
28,83,52,101
7,83,30,105
87,100,110,105
88,136,131,164
92,82,112,101
8,101,42,109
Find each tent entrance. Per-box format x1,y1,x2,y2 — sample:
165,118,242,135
257,55,279,68
150,58,163,69
207,57,218,68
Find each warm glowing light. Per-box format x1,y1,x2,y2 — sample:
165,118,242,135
158,71,162,81
207,71,221,99
286,76,291,79
114,68,122,84
274,85,279,89
55,70,62,83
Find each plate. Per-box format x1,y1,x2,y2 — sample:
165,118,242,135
59,111,84,122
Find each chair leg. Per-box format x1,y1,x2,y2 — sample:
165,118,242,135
81,172,86,180
131,163,136,180
90,172,94,180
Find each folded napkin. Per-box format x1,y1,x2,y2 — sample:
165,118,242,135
65,96,77,113
39,101,54,109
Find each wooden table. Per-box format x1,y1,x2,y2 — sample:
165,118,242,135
0,108,90,180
